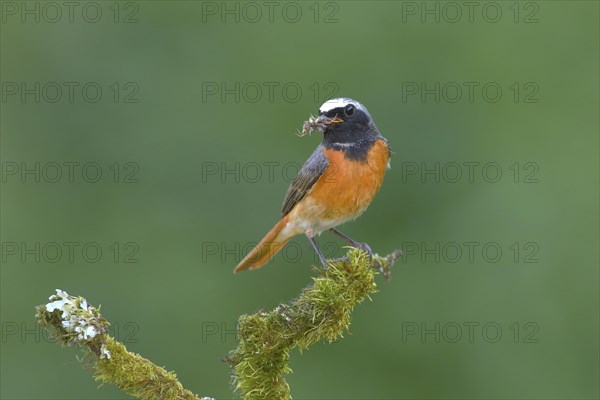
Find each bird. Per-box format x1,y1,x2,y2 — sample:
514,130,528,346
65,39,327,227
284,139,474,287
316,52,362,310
234,97,390,272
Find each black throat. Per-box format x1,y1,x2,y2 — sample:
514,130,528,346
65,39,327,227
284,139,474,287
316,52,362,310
322,125,380,162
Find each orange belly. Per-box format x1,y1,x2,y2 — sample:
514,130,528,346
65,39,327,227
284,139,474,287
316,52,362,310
285,139,389,236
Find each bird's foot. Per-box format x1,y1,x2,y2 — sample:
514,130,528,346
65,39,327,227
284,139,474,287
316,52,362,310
355,242,373,259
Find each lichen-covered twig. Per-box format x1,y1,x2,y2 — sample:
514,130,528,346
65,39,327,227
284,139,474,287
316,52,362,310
35,290,213,400
225,248,401,400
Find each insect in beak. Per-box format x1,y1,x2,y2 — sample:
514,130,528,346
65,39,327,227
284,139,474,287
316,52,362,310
297,115,343,137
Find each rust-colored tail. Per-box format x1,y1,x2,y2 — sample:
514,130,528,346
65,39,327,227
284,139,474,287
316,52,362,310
234,216,291,273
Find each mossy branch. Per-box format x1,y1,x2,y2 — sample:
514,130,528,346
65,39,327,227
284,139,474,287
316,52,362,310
226,248,402,400
35,290,213,400
35,247,401,400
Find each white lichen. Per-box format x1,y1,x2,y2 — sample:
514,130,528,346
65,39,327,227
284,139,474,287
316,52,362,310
45,289,104,342
100,344,112,360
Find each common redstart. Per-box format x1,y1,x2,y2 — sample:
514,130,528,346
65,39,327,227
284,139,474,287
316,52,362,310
234,98,390,272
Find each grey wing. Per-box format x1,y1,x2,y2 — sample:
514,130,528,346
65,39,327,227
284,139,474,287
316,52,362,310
281,145,329,216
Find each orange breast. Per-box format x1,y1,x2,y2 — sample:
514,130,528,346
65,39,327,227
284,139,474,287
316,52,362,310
305,139,389,220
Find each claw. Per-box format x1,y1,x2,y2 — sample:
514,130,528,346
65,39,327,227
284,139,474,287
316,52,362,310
331,256,350,263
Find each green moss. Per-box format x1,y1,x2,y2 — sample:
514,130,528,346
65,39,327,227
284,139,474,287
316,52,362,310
95,337,200,400
226,248,399,400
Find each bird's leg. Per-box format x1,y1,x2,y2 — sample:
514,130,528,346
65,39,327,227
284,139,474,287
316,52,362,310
330,228,373,258
306,234,329,268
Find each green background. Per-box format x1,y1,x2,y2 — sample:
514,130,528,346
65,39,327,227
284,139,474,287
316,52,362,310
1,1,598,399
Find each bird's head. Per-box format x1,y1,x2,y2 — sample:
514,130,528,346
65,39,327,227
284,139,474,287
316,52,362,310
300,98,377,143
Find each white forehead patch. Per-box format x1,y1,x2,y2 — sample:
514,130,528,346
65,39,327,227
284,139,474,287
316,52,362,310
319,97,366,114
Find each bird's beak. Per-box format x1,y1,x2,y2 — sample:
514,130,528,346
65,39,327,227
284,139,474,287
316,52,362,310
323,116,344,125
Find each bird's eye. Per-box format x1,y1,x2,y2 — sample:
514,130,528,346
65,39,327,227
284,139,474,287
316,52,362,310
345,104,355,116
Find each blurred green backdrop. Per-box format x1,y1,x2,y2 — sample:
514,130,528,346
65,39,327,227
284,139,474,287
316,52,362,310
1,1,598,399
